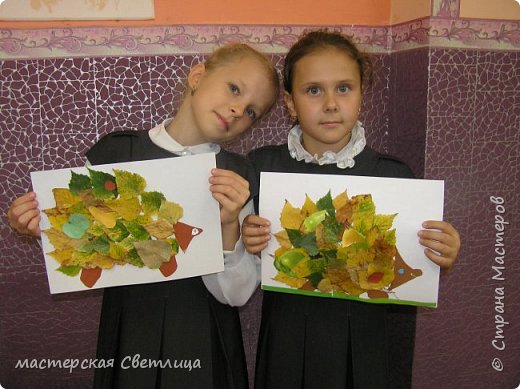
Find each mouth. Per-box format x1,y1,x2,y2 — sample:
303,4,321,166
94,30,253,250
215,112,230,131
320,120,342,128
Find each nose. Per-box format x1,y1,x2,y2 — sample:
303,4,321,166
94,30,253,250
323,92,338,112
230,104,244,119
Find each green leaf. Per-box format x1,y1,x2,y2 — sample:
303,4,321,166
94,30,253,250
316,191,335,215
374,214,397,232
105,220,130,242
62,214,90,239
141,191,166,214
68,171,92,195
57,265,82,277
114,169,146,200
126,248,145,267
166,238,180,255
124,220,150,241
77,241,94,254
286,229,319,256
321,214,341,244
306,272,324,288
88,168,117,200
303,209,328,233
93,235,110,255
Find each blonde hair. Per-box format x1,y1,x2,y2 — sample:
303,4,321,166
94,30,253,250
205,43,280,106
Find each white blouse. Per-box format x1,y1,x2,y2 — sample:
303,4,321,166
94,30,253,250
287,120,367,168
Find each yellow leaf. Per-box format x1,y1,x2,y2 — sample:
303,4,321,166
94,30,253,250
105,197,141,221
89,252,116,269
47,214,69,231
143,219,174,239
109,242,128,260
48,248,74,264
88,205,117,228
301,194,317,216
44,228,83,250
341,228,365,247
333,191,349,210
274,230,292,249
273,272,307,289
280,200,305,230
158,201,184,225
52,188,81,211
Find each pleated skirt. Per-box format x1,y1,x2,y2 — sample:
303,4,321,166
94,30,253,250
255,292,392,389
93,277,248,389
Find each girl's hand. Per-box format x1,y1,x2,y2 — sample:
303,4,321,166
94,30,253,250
209,168,250,250
418,220,460,272
241,214,271,254
209,168,250,225
7,192,42,238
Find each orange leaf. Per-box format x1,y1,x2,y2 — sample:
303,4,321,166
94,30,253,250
80,267,102,288
160,255,178,277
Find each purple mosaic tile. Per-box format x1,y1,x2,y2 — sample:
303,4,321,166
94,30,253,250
388,139,425,178
1,224,44,268
428,63,477,117
361,54,391,153
0,108,42,164
477,51,520,93
39,80,97,134
0,60,41,110
426,116,473,169
469,141,518,193
41,132,97,169
473,91,520,143
39,57,93,82
96,105,153,137
426,166,472,220
93,56,152,107
150,76,186,126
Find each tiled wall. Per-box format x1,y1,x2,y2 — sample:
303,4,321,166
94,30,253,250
414,48,520,389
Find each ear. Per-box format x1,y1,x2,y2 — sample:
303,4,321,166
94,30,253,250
188,63,206,90
284,91,297,118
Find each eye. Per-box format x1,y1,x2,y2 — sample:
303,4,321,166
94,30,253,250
306,86,321,96
246,107,257,120
337,84,350,94
229,83,240,95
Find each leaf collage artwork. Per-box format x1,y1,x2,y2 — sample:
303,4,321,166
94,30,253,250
43,168,203,289
271,190,423,301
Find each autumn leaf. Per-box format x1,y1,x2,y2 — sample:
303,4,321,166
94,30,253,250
69,171,92,195
280,200,305,230
158,200,184,225
143,219,174,240
105,197,141,221
114,169,146,200
88,205,118,228
133,240,172,269
141,191,166,214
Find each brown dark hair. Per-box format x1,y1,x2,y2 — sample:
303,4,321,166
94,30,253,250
283,30,373,93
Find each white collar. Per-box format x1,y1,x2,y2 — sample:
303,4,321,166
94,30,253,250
287,121,367,169
149,118,221,156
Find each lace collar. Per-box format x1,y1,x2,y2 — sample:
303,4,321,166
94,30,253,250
287,121,367,169
149,118,221,156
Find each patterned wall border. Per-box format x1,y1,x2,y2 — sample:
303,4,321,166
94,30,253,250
1,18,519,60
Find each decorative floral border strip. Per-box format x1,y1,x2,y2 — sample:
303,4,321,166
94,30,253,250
1,19,519,60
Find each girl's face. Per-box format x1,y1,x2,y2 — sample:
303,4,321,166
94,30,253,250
187,57,276,144
285,48,362,157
